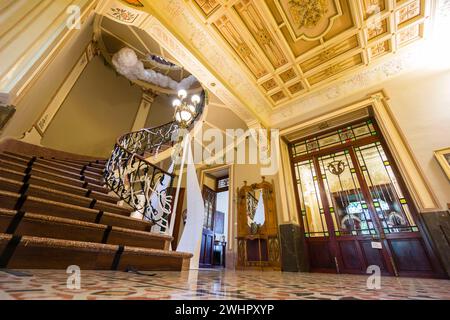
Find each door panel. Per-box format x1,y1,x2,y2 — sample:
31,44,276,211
360,240,390,273
338,240,364,271
200,186,216,267
389,238,433,273
292,159,329,238
200,230,214,266
317,150,377,237
308,240,335,271
353,142,418,234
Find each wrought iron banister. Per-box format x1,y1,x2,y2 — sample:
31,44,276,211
104,121,178,232
104,91,206,233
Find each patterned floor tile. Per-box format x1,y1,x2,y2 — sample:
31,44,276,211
0,269,449,300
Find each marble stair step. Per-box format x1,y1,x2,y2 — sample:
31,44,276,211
0,167,119,204
0,209,170,250
0,177,130,215
3,151,107,170
0,190,151,231
0,157,105,186
0,153,104,178
0,159,109,194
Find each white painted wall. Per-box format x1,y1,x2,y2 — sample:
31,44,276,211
216,191,229,238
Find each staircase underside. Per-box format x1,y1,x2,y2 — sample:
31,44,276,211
0,144,192,271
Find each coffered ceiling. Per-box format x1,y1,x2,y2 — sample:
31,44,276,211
189,0,430,107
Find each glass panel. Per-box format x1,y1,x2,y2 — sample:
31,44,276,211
291,120,377,156
217,177,229,189
294,160,329,237
318,150,377,236
203,188,215,230
354,142,418,234
318,133,341,149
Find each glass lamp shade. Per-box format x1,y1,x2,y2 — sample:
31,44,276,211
174,104,196,127
175,112,182,124
178,89,187,99
180,110,192,122
173,90,199,128
191,95,201,104
172,99,181,108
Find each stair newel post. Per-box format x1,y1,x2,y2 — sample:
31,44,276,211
167,132,191,245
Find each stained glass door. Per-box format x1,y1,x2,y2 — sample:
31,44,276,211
290,119,444,277
316,147,396,275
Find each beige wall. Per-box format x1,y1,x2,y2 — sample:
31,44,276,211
0,0,93,103
1,14,94,139
144,95,175,128
384,70,450,209
41,56,142,158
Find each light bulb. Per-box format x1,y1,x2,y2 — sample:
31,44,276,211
181,110,191,122
191,95,201,104
178,89,187,99
173,99,181,108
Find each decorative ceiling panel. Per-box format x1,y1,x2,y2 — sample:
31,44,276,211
213,15,269,78
187,0,430,108
193,0,221,17
234,0,288,69
276,0,343,40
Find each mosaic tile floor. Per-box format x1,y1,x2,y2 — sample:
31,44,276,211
0,269,450,300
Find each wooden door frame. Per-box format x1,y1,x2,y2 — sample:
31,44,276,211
200,164,234,268
281,91,441,212
200,185,217,267
171,188,185,251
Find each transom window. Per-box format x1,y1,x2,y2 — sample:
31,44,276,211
290,119,417,238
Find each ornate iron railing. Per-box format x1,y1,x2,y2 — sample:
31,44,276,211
104,91,206,233
104,121,177,232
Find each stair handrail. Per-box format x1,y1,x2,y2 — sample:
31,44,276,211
104,91,206,233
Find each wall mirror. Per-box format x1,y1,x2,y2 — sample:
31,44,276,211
246,188,266,234
237,178,280,270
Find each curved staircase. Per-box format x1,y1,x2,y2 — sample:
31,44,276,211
0,143,192,271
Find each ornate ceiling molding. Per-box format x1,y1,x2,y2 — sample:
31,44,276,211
271,47,420,127
281,0,343,41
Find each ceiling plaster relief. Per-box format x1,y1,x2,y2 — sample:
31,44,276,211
270,48,418,127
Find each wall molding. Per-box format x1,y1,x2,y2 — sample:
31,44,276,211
279,90,441,213
0,0,98,106
33,42,97,137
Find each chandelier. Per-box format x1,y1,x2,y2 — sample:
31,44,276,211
172,89,200,128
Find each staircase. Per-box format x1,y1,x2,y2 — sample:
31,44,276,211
0,144,192,271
